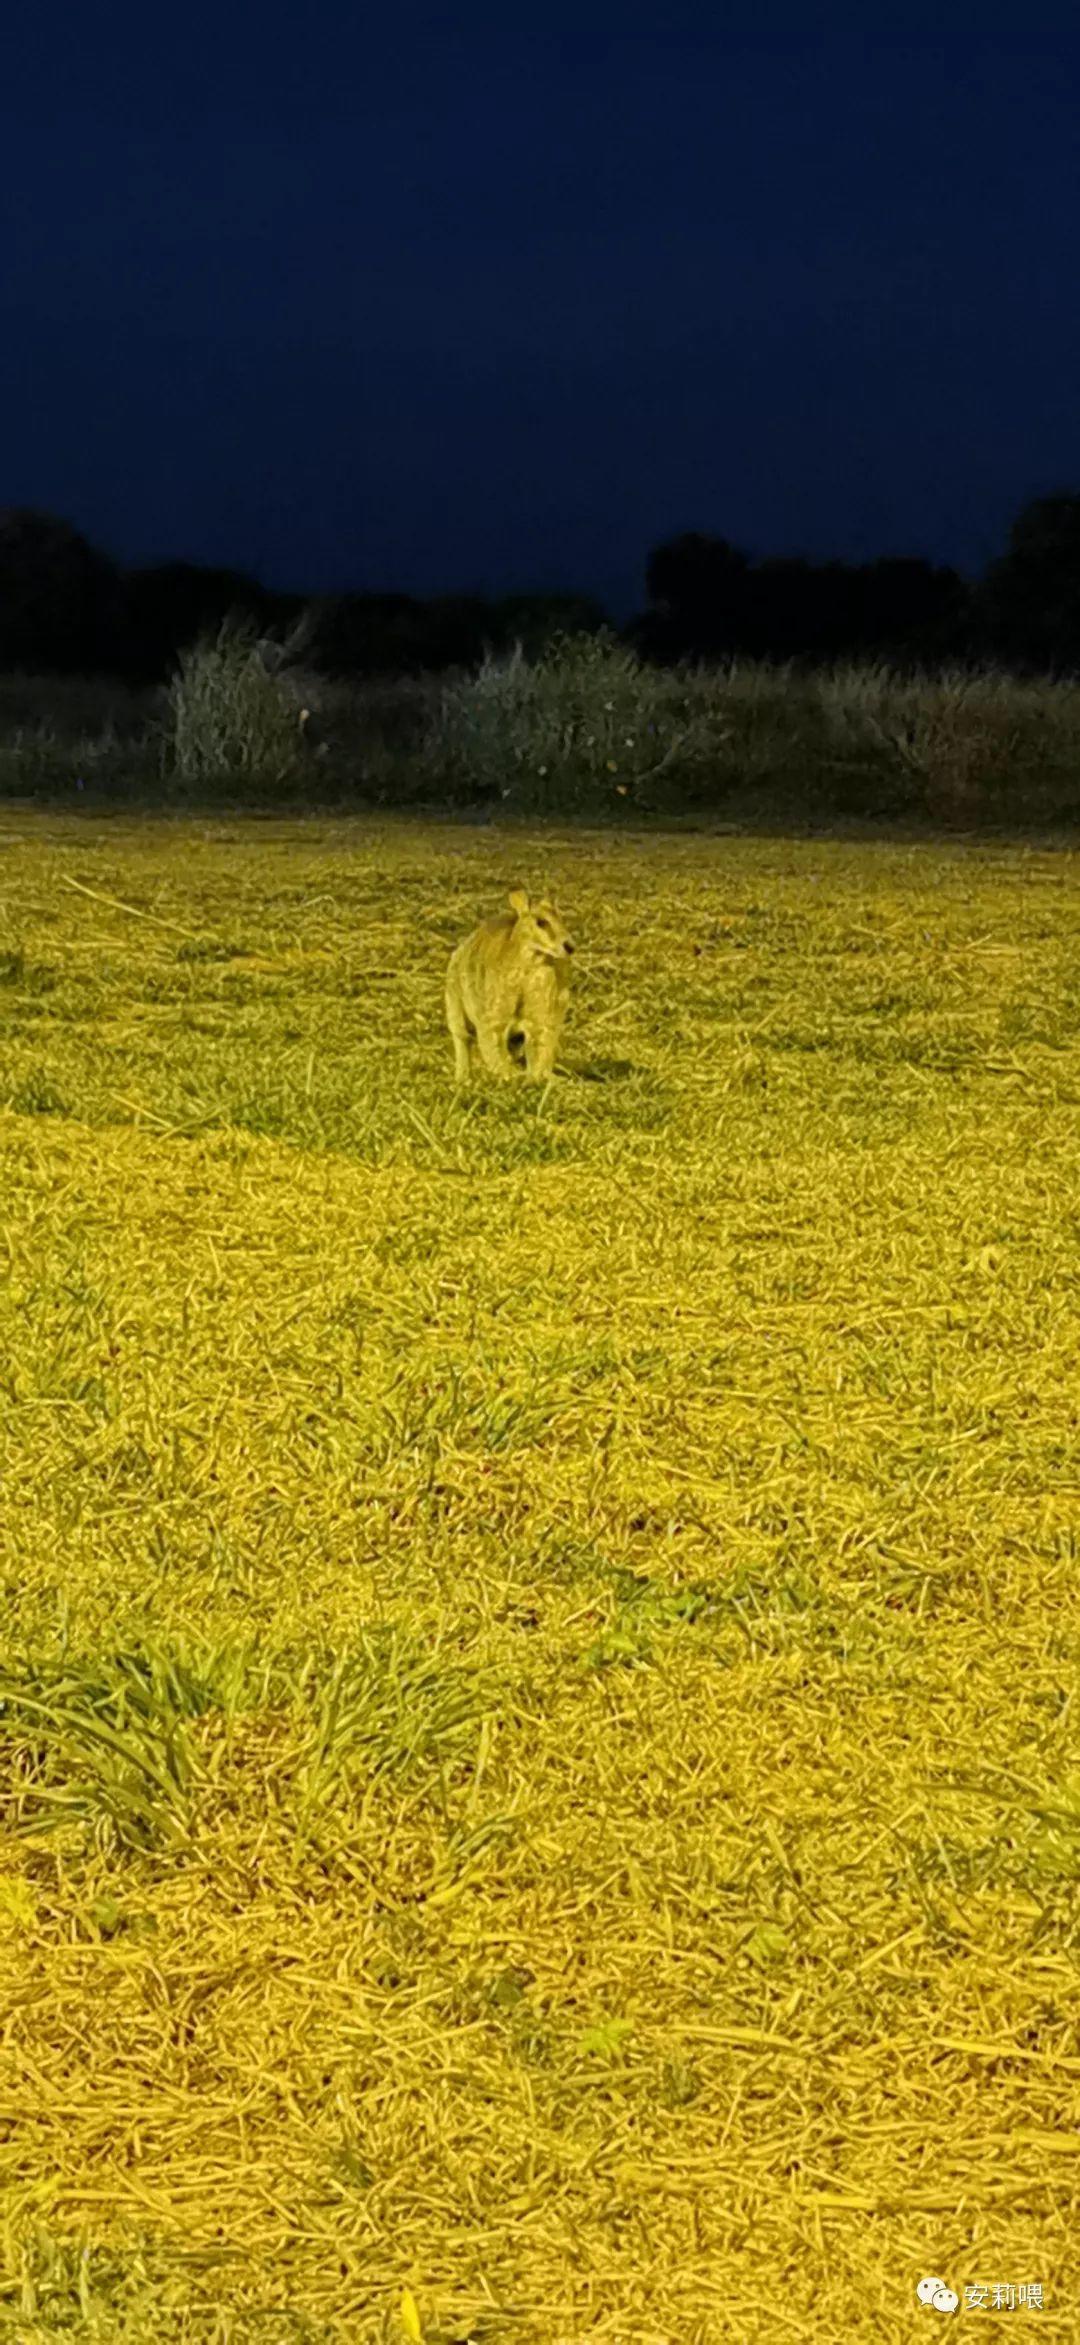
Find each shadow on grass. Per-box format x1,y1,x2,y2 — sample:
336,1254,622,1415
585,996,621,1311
3,777,1079,843
573,1056,637,1083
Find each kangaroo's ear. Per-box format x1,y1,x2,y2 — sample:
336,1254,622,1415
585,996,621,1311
508,888,530,917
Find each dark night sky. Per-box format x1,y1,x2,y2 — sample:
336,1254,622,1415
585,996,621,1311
4,2,1079,618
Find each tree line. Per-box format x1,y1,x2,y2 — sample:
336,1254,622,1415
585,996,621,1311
2,494,1080,682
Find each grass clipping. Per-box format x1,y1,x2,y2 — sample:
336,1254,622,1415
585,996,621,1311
0,811,1078,2340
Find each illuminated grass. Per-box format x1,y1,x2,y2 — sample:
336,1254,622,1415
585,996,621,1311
1,811,1079,2341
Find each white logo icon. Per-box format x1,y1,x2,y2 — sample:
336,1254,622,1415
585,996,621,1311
917,2276,959,2315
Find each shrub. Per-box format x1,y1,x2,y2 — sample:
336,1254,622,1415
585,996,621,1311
815,666,1080,824
164,619,309,791
423,630,730,814
2,637,1079,826
0,720,150,800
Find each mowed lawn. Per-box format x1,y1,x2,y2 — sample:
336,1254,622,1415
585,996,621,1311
1,810,1078,2343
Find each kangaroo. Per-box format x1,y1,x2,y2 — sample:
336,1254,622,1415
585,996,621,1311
445,889,575,1083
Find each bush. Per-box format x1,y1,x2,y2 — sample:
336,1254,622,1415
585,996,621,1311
326,673,452,804
0,720,149,799
0,674,160,799
2,638,1079,827
423,630,730,814
164,619,310,791
815,666,1080,824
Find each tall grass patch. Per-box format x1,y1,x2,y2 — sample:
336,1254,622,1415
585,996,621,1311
3,640,1080,824
817,663,1080,824
164,619,310,792
422,638,1080,824
0,673,160,800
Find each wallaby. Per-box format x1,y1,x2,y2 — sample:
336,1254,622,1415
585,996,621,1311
445,889,575,1083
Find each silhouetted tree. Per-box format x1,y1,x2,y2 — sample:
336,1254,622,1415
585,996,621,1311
306,591,607,677
121,562,300,682
857,558,969,662
745,556,966,663
641,532,753,658
418,598,498,670
978,493,1080,672
0,509,124,673
749,558,837,660
308,593,443,677
633,531,968,669
489,594,606,659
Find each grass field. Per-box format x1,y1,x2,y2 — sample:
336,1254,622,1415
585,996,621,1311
1,809,1078,2342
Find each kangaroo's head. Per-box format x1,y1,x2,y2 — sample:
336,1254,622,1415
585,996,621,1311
508,889,575,962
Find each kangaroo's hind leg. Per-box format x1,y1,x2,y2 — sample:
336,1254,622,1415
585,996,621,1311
446,982,475,1083
475,1020,517,1080
523,982,565,1083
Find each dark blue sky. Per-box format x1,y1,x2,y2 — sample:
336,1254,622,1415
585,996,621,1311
4,2,1079,617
